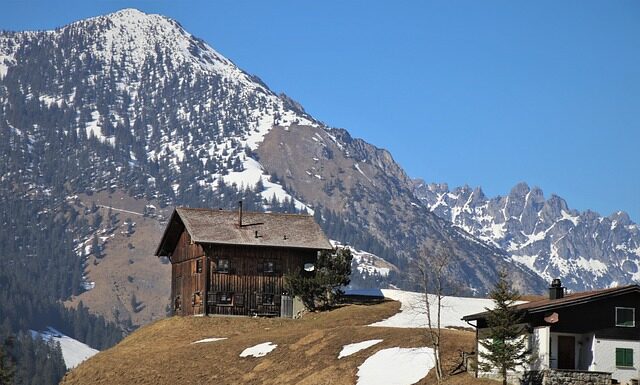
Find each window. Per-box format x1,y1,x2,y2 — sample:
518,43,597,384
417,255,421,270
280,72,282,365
262,294,275,305
174,295,182,311
264,261,275,274
616,307,635,327
216,259,230,273
262,282,276,305
217,292,233,306
195,259,203,274
616,348,634,368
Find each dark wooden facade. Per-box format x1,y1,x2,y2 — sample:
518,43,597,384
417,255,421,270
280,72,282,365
170,229,317,316
156,207,332,317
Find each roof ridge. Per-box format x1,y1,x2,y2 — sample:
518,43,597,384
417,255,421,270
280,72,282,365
462,284,640,321
176,206,313,217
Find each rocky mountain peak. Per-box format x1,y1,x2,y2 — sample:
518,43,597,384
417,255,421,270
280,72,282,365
508,181,531,198
414,181,640,291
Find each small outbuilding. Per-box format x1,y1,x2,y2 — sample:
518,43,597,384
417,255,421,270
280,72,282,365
155,205,333,317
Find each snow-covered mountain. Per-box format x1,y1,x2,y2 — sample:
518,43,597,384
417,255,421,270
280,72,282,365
0,7,548,303
0,8,314,210
413,181,640,291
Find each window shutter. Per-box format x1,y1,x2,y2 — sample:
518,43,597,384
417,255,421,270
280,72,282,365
616,348,634,367
616,349,624,366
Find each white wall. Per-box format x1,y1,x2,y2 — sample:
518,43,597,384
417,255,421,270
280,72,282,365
592,338,640,385
532,326,550,370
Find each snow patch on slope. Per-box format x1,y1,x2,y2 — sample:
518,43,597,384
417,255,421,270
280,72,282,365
356,347,435,385
191,337,227,344
338,339,383,359
331,240,394,277
30,327,99,369
240,342,277,358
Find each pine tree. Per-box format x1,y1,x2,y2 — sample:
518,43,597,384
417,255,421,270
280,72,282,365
0,337,15,385
479,271,530,385
285,247,352,311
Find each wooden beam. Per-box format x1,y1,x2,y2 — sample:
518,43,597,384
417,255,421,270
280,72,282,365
203,245,209,316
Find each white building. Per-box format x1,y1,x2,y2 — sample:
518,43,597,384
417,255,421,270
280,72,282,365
463,280,640,385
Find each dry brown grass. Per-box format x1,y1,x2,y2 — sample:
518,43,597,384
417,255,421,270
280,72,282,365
62,300,496,385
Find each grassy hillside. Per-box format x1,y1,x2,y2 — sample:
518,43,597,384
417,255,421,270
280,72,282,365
61,300,496,385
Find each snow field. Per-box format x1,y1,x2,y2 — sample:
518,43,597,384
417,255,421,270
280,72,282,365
370,289,495,329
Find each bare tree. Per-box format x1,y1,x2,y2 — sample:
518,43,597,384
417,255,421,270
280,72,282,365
413,242,453,384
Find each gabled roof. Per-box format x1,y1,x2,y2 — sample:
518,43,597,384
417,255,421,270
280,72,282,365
462,284,640,321
155,207,333,256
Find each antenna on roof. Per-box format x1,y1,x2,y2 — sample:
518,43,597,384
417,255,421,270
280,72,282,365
238,201,243,227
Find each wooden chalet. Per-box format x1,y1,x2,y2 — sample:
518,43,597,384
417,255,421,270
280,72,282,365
155,205,333,317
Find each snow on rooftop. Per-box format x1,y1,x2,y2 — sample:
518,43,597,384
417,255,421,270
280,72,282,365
338,339,383,359
369,289,496,329
239,342,277,358
356,347,435,385
191,337,227,344
30,327,99,369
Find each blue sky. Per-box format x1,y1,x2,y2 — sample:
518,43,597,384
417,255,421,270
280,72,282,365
2,1,639,221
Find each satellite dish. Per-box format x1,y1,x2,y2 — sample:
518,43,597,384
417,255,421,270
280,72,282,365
304,263,315,272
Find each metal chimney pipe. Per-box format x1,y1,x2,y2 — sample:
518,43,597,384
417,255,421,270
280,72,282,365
238,200,243,227
549,278,564,300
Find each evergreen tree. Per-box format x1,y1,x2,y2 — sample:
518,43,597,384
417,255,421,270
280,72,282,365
285,247,352,310
0,337,15,385
479,271,530,385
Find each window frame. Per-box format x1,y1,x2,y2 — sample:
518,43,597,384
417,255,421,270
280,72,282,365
216,258,230,274
217,292,234,306
615,347,634,368
195,258,203,274
615,307,635,327
263,260,275,274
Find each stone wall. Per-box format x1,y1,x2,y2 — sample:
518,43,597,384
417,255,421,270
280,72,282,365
481,368,612,385
524,370,612,385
